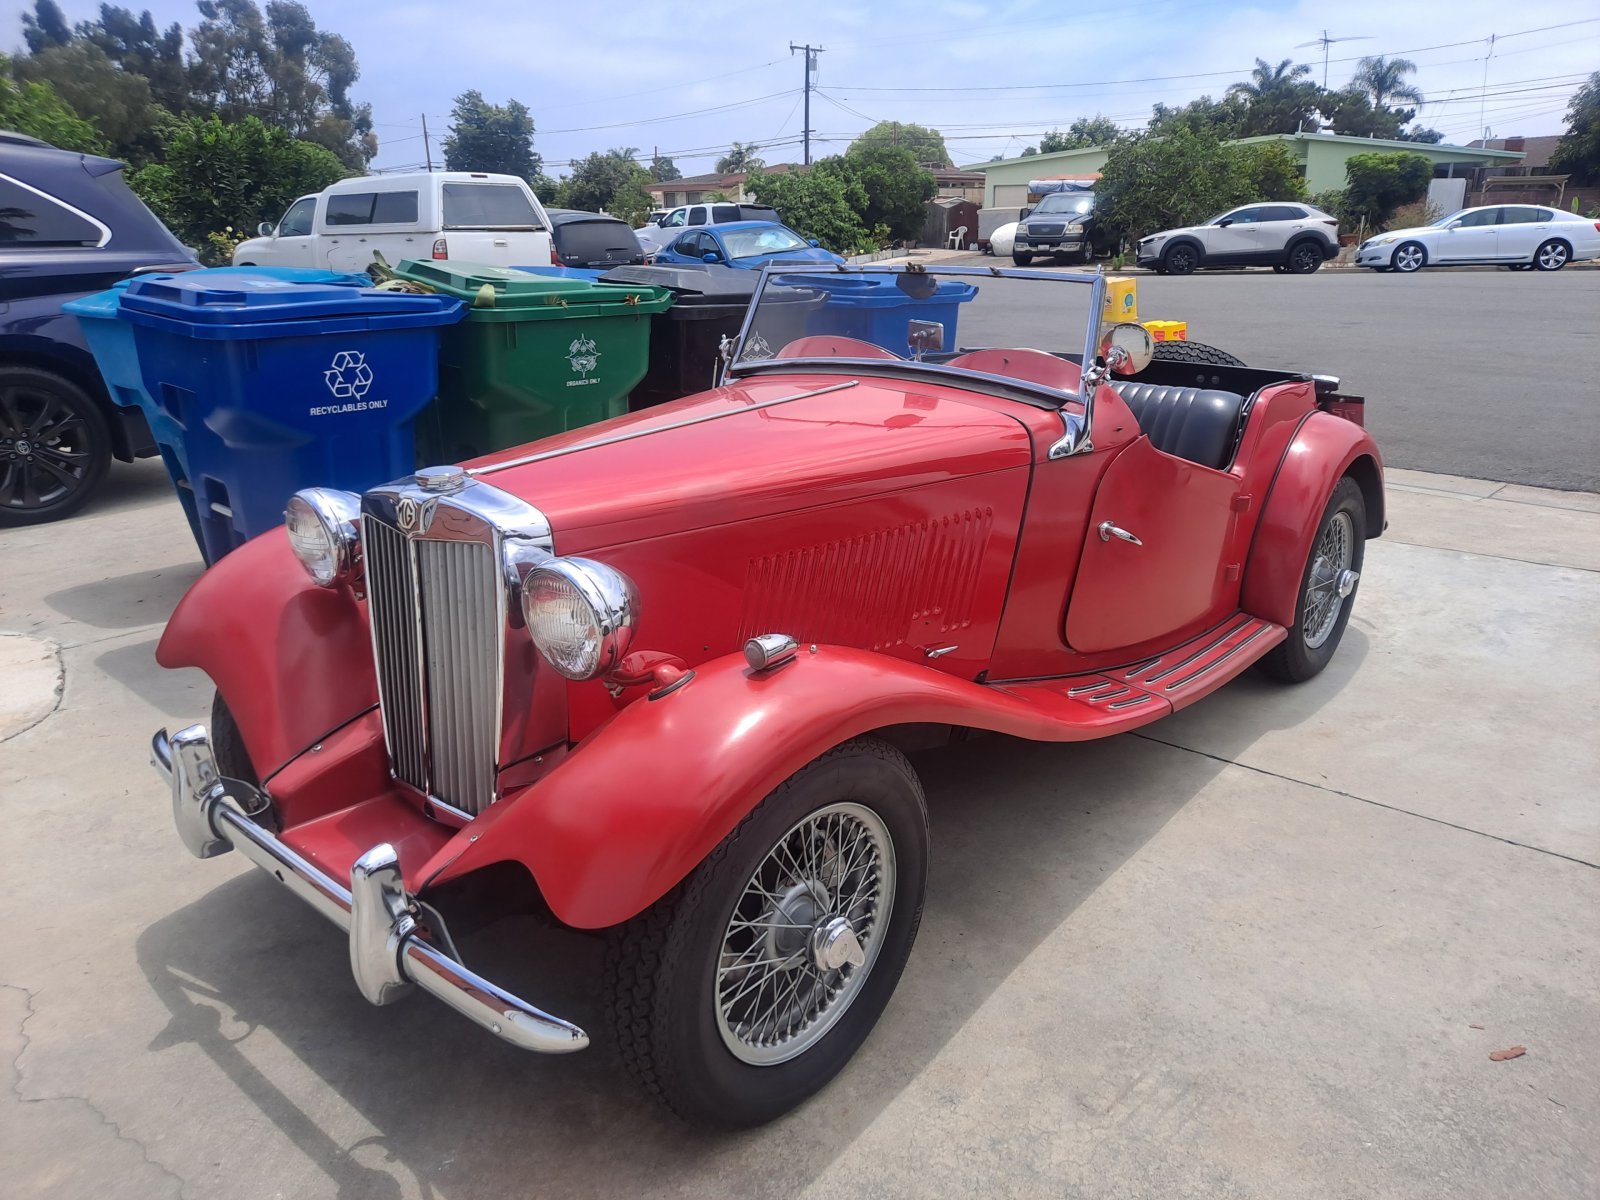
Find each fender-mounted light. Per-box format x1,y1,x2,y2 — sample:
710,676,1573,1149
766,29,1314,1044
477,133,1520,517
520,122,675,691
285,488,362,587
521,557,637,680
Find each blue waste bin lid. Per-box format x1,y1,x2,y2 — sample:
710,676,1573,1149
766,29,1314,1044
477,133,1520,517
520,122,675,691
118,270,460,327
770,272,978,307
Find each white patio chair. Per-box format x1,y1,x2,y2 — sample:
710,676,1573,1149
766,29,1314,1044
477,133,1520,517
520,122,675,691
947,225,968,249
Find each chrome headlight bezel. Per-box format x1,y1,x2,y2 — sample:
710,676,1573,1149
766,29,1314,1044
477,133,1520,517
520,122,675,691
520,557,638,680
285,488,362,587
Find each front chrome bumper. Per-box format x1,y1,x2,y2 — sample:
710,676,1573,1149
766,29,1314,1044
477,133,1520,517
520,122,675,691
151,725,589,1054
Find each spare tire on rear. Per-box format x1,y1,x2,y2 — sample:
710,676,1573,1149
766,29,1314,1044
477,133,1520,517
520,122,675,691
1150,340,1245,368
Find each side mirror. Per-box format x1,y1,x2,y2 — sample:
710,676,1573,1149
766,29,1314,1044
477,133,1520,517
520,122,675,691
702,251,722,263
1098,322,1154,377
1217,217,1234,228
907,319,944,360
1020,206,1034,220
1446,219,1463,230
258,222,276,237
807,238,820,247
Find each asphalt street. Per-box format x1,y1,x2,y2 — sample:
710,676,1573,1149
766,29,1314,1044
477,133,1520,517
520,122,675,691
961,260,1600,493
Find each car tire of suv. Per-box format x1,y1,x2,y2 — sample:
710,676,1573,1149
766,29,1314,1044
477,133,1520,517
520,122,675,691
1258,476,1366,684
1533,239,1571,271
0,365,113,527
1012,251,1033,266
1285,240,1323,274
1162,243,1199,275
1391,241,1427,274
605,737,929,1128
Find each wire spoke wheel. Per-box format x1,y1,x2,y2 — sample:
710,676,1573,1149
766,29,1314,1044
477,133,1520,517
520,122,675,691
1303,510,1354,649
715,802,895,1065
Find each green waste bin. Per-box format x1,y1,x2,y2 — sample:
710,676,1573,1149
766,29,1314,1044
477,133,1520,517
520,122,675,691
395,260,673,462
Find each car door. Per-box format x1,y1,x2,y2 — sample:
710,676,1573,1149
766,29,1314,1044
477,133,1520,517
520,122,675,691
1065,436,1243,653
1203,207,1262,264
261,196,316,267
1259,205,1306,257
1495,206,1547,262
1436,207,1500,262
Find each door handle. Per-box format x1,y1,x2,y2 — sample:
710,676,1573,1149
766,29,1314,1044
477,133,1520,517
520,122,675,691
1098,521,1143,546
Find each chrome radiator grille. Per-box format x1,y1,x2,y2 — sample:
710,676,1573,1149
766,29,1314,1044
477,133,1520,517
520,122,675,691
363,514,502,816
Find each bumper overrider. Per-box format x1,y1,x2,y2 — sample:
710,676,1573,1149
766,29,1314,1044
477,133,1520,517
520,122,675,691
151,724,589,1054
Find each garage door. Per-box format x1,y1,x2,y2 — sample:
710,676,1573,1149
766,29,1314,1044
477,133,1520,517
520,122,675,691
993,184,1029,207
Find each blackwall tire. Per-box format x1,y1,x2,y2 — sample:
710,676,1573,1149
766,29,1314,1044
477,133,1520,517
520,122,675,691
1163,244,1199,275
1286,241,1322,274
605,738,929,1128
0,366,113,527
1012,252,1033,266
1150,340,1246,368
210,690,260,788
1258,476,1366,684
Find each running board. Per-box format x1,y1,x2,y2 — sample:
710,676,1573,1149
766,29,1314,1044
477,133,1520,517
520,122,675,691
992,614,1286,735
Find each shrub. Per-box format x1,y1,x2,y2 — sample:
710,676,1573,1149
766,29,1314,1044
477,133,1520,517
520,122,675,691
1342,152,1432,229
1385,197,1443,231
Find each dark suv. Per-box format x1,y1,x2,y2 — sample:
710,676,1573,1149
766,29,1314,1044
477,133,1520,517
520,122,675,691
1,131,196,525
1012,190,1107,266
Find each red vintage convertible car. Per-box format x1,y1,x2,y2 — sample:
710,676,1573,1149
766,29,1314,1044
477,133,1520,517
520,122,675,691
152,265,1382,1127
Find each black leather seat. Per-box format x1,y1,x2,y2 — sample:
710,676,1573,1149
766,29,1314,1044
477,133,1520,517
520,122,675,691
1110,382,1246,470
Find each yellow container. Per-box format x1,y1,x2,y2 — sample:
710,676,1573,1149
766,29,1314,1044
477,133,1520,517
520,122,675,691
1101,275,1138,323
1143,319,1188,341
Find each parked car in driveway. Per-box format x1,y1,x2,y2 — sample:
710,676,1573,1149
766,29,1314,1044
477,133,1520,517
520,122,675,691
232,172,555,273
634,201,781,254
1011,190,1108,265
1,130,197,526
151,263,1382,1129
653,220,845,269
1137,203,1341,275
1355,204,1600,273
546,208,645,269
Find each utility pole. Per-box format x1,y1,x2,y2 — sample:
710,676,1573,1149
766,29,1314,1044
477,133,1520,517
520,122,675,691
790,43,823,165
1478,33,1497,145
421,113,434,172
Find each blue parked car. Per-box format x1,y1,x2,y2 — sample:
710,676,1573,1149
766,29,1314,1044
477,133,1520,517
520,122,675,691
652,220,846,270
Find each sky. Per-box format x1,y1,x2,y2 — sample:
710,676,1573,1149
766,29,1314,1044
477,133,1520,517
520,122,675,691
4,0,1596,176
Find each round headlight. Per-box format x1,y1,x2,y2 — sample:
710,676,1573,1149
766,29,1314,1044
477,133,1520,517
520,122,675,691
521,557,637,680
285,489,361,587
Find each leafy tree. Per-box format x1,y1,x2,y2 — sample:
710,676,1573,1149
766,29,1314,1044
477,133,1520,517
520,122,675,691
1020,145,1038,156
1039,115,1121,152
1342,151,1433,228
556,147,649,213
1316,88,1413,139
442,90,541,179
848,121,950,167
1548,71,1600,185
1351,56,1423,110
1227,57,1320,136
129,114,347,255
715,141,763,173
14,41,161,162
649,152,681,182
840,143,936,240
1149,95,1248,139
1232,140,1307,201
20,0,71,53
77,5,190,113
745,166,868,253
186,0,374,168
608,171,655,226
1397,127,1444,144
0,54,106,153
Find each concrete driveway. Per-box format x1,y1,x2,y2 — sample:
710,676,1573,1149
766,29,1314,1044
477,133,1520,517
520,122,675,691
2,460,1597,1199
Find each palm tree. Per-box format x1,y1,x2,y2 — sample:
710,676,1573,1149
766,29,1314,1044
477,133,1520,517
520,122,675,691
1228,57,1313,103
716,142,764,174
1352,56,1424,109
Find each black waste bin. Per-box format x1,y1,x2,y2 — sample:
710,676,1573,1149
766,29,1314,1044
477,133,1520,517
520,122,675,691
599,264,822,409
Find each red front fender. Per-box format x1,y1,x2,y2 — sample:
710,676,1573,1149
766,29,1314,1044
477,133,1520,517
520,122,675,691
1240,411,1384,629
157,530,377,778
425,647,1111,929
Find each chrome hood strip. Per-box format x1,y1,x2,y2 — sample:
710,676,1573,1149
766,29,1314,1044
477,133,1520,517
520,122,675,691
467,380,859,478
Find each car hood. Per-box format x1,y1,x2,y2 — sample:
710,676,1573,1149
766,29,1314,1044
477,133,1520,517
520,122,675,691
1364,224,1435,241
1143,224,1207,240
463,372,1034,551
232,236,273,260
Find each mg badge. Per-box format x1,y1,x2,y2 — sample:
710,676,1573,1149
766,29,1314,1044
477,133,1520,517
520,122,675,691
396,496,419,531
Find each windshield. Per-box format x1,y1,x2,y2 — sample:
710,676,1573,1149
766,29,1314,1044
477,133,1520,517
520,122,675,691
1034,193,1095,215
723,226,809,258
728,265,1102,405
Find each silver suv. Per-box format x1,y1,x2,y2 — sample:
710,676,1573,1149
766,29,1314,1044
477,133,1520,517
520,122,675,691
1136,203,1341,275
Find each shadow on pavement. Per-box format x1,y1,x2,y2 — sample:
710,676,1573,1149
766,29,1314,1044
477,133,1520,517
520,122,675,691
45,563,203,630
132,650,1364,1198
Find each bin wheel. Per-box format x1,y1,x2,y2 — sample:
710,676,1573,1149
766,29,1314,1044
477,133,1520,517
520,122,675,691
0,365,113,527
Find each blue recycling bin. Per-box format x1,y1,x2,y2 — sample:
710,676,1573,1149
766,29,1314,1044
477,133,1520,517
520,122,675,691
772,272,978,357
66,267,376,554
77,269,462,563
511,265,606,281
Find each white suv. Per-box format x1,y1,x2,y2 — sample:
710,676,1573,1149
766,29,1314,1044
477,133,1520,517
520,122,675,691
1136,203,1341,275
634,202,779,254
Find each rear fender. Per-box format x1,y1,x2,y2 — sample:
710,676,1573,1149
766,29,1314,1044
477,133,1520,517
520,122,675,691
1241,411,1383,628
425,646,1111,929
157,529,377,778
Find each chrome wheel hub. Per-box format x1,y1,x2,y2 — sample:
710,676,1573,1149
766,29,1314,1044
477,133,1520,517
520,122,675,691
715,802,895,1065
1304,512,1356,649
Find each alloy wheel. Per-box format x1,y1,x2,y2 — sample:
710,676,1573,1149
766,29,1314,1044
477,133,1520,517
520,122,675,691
1536,241,1569,271
0,384,94,514
1393,243,1425,273
714,802,895,1065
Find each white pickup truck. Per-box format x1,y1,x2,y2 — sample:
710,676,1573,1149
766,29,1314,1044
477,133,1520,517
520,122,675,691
232,172,554,273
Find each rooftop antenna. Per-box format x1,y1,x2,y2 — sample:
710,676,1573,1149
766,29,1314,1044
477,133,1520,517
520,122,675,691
1295,30,1374,90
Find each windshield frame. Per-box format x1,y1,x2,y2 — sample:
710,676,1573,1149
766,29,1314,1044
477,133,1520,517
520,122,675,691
725,263,1105,457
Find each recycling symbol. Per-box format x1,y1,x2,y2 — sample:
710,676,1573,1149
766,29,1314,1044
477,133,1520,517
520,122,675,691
324,350,374,400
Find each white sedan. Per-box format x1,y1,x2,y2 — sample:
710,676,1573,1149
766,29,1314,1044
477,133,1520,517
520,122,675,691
1356,204,1600,273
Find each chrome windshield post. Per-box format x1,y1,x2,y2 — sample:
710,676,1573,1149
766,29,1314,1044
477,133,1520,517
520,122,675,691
1048,272,1107,460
